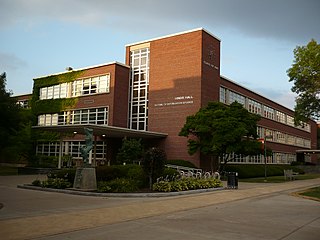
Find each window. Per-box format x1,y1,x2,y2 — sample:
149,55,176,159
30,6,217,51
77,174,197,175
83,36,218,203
248,99,262,115
38,107,108,126
276,111,286,124
229,90,245,106
219,87,227,104
72,74,110,97
40,83,68,100
263,105,274,120
129,47,150,131
17,99,29,108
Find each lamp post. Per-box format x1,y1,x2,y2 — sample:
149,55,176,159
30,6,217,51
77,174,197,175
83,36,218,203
264,134,273,182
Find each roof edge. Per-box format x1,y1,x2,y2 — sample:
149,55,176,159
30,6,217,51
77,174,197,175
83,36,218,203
34,61,129,80
126,27,221,47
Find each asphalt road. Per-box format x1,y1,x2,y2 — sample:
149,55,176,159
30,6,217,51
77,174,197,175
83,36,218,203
0,175,319,240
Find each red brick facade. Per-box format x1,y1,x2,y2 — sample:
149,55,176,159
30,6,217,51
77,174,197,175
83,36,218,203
24,28,318,166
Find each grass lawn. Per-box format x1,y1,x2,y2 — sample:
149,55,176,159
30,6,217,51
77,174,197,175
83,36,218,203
240,174,320,183
299,187,320,200
0,166,18,176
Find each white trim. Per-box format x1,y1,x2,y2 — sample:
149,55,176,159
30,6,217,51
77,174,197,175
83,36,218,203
126,28,221,47
34,61,129,80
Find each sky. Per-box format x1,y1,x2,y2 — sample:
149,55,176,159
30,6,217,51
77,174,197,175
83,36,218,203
1,0,319,110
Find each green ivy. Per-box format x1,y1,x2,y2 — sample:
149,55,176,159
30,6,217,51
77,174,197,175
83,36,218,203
31,70,84,115
32,98,78,115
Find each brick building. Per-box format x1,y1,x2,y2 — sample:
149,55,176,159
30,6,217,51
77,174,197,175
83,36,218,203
21,28,318,167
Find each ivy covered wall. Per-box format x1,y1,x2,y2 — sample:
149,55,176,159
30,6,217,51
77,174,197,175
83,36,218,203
31,70,84,116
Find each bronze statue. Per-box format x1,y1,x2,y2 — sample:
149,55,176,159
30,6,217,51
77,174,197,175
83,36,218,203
80,128,93,166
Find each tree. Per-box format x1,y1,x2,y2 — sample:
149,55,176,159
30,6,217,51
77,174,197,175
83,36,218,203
0,72,22,152
287,39,320,123
179,102,262,171
142,147,166,189
116,138,144,164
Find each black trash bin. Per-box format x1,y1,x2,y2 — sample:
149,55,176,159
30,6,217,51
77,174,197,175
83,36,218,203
227,172,238,189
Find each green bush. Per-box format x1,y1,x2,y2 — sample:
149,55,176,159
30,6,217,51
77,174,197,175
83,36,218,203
48,168,76,183
96,164,147,186
127,165,147,188
96,165,122,181
224,164,305,179
40,178,72,189
152,177,223,192
97,178,139,193
152,180,171,192
162,168,180,180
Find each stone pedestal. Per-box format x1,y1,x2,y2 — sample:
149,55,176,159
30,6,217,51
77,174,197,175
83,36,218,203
73,167,97,191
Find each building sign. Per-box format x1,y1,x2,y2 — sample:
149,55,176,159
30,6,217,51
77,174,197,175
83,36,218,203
154,95,194,107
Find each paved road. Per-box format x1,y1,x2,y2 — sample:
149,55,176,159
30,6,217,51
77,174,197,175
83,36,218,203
0,175,319,240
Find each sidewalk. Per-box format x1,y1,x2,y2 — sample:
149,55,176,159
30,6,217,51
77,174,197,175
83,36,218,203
1,176,319,240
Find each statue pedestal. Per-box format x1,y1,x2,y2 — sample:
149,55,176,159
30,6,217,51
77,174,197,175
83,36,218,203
73,167,97,191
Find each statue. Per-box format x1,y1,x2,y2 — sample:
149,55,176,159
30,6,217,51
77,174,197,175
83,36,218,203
73,127,97,190
80,128,93,166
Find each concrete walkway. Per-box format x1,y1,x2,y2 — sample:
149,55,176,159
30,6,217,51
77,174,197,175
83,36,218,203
0,175,319,240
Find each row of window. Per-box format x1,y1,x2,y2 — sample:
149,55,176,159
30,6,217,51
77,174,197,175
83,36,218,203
39,74,110,100
38,107,108,126
220,87,311,132
225,152,296,164
257,126,311,148
36,141,107,163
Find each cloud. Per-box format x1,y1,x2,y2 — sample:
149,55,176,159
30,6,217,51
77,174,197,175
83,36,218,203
1,0,319,42
0,52,27,71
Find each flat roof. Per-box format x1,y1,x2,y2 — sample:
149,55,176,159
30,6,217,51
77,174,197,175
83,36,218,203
126,28,221,47
32,124,168,139
34,61,129,80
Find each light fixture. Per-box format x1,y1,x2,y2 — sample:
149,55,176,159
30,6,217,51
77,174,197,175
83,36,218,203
73,131,77,134
102,134,106,137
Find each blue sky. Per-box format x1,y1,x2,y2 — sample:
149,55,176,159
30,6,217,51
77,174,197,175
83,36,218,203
1,0,319,110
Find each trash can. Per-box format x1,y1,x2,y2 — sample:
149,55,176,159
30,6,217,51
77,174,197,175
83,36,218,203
227,172,238,189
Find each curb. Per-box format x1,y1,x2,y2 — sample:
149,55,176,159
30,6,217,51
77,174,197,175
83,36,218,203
17,184,225,198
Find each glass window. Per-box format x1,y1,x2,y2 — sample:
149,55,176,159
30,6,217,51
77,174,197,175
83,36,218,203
229,90,245,106
219,87,226,104
60,83,68,98
40,88,47,100
53,85,60,99
47,86,53,99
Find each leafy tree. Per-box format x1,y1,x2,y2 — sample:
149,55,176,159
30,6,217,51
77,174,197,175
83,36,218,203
287,39,320,123
179,102,262,171
0,72,23,153
142,147,166,189
116,138,144,164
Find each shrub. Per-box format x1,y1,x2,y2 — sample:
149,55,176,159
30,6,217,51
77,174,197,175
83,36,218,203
162,168,180,181
152,177,223,192
97,178,139,193
127,165,147,188
143,147,166,188
40,178,72,189
152,181,171,192
116,138,143,164
96,165,123,181
48,168,76,183
224,164,305,179
96,164,146,186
